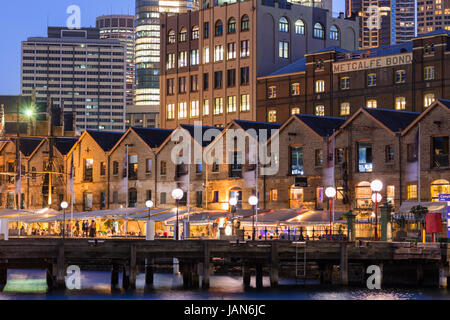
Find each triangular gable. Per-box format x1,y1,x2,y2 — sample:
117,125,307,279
402,100,450,135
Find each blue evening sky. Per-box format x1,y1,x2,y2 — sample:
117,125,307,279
0,0,345,95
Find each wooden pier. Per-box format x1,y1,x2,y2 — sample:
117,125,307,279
0,239,449,290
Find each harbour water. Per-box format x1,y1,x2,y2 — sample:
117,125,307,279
1,269,450,300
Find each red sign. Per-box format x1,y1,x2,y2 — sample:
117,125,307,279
426,212,442,233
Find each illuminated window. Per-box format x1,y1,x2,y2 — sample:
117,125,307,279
227,96,236,113
313,23,324,39
295,20,305,34
330,25,339,40
291,83,300,96
431,179,450,202
240,40,249,57
268,86,277,98
367,73,377,86
315,105,325,116
315,80,325,93
366,99,377,108
203,47,210,64
241,15,250,31
395,97,406,110
279,41,289,58
268,110,277,122
191,25,199,39
178,51,188,67
214,45,223,62
424,93,435,108
190,100,199,118
340,102,350,116
227,42,236,60
279,17,289,32
387,185,395,205
166,53,175,69
424,66,435,80
168,30,175,44
179,27,187,42
228,17,236,34
203,100,209,116
407,184,417,199
167,103,175,120
395,70,406,83
214,98,223,115
291,107,300,115
270,189,278,201
240,94,250,111
178,102,187,119
341,77,350,90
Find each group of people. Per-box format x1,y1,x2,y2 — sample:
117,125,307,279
73,220,97,237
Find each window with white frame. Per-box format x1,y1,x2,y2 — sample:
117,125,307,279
190,49,199,65
240,40,249,57
178,102,187,119
279,17,289,32
227,42,236,60
178,51,188,67
240,94,250,111
227,96,236,113
315,80,325,93
214,45,224,62
295,19,305,34
203,47,210,64
167,104,175,120
279,41,289,58
203,99,209,115
190,100,199,118
214,97,223,115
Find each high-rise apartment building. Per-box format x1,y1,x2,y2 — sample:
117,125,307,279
417,0,450,34
21,27,126,133
159,0,359,129
132,0,199,128
96,15,135,107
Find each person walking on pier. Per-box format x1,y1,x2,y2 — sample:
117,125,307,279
89,220,96,238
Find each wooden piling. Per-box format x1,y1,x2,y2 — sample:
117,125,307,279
340,243,349,286
202,242,210,289
122,265,130,290
182,262,193,289
0,262,7,290
56,244,65,289
111,264,119,288
270,243,279,288
417,264,424,285
129,245,137,289
192,263,200,289
145,259,154,286
46,263,54,290
320,263,333,284
256,264,263,289
242,264,251,288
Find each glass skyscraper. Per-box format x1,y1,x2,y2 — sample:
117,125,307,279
133,0,199,127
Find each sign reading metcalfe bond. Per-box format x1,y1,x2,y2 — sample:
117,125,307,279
332,53,412,73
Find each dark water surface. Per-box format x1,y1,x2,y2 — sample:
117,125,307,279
1,269,450,300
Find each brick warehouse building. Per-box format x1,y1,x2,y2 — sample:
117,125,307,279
0,101,447,215
256,30,450,124
159,0,359,129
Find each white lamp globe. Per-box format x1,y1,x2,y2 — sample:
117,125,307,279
61,201,69,209
372,193,382,203
225,225,232,236
325,187,336,198
172,188,184,200
371,180,383,192
229,197,238,206
248,195,258,206
146,200,154,208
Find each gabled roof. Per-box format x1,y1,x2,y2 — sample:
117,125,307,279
362,108,420,133
54,138,78,156
305,46,349,55
131,127,173,149
86,130,124,152
293,114,346,137
233,120,282,136
19,138,44,157
415,30,450,38
179,124,224,147
402,99,450,135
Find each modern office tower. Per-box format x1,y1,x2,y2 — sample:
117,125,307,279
132,0,200,129
417,0,450,34
21,27,126,133
96,15,135,107
159,0,359,129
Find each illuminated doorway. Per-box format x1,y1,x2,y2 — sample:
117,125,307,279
290,186,304,209
431,179,450,202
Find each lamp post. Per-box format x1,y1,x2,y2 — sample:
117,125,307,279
172,188,184,241
61,201,68,240
370,179,383,241
325,187,336,241
146,200,154,240
248,195,258,240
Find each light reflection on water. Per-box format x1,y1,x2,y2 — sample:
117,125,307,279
1,269,450,300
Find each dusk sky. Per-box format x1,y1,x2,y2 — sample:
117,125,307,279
0,0,345,95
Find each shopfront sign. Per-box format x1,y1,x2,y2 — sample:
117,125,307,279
439,194,450,238
332,53,412,73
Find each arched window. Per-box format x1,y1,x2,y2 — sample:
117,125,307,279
294,19,305,35
168,29,175,44
431,179,450,202
179,27,187,42
241,14,250,31
228,17,236,34
355,181,372,209
191,25,199,39
330,25,339,40
279,17,289,32
215,20,223,36
313,22,324,39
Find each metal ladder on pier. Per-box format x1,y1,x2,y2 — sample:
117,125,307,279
294,241,307,284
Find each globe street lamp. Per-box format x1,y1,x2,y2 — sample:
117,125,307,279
61,201,69,239
172,188,184,241
325,187,336,241
229,197,237,217
248,195,258,241
370,179,383,241
146,200,154,241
